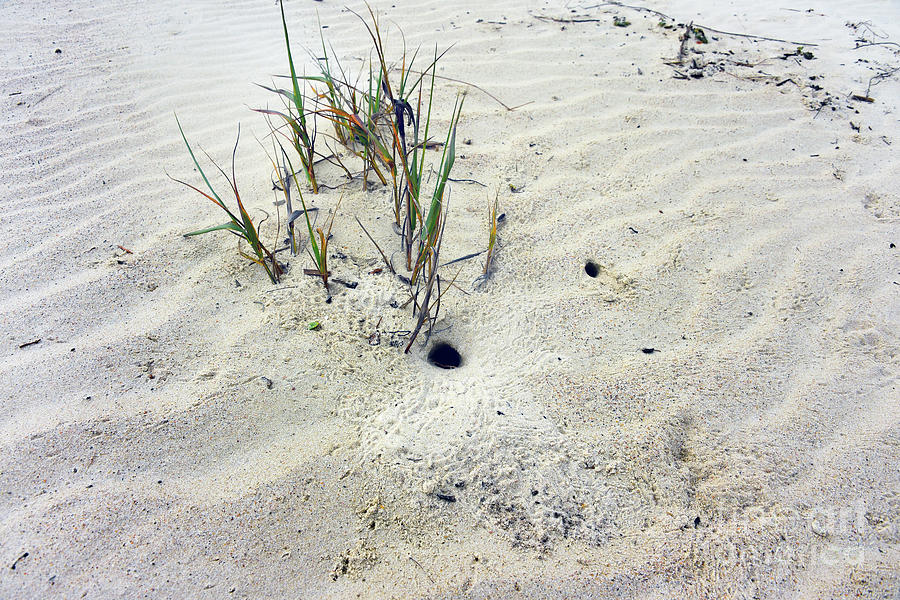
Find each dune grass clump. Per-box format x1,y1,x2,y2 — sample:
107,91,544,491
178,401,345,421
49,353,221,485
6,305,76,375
174,2,475,354
292,5,466,349
172,116,282,284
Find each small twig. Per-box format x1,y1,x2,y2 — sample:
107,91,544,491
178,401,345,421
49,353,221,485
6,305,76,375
331,277,358,289
813,97,831,118
316,180,360,191
583,1,670,21
312,151,341,166
31,86,62,107
535,15,604,24
865,65,900,98
697,24,817,46
576,2,819,46
441,250,485,268
18,339,41,349
10,552,29,570
447,177,487,187
853,41,900,50
408,141,444,152
355,216,395,274
437,266,467,300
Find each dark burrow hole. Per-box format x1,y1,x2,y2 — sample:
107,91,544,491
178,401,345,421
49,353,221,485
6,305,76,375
584,260,600,278
428,342,462,369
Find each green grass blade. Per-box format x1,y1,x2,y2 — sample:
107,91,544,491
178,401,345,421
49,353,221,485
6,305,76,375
183,222,244,237
425,94,464,240
175,114,225,208
280,0,304,117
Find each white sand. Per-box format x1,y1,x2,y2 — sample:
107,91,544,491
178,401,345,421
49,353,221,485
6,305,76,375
1,0,898,597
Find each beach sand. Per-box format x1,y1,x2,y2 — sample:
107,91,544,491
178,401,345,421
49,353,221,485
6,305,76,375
1,0,898,597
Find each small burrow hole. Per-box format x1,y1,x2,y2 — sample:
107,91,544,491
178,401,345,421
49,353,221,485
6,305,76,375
584,261,600,278
428,342,462,369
